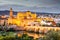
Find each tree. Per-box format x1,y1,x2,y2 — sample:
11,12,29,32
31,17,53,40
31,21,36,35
56,23,60,27
41,30,60,40
18,34,34,40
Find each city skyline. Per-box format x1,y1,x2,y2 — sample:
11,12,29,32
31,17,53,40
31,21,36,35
0,0,60,13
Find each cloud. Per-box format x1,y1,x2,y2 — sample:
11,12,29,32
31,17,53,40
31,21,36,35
0,0,59,7
0,0,60,13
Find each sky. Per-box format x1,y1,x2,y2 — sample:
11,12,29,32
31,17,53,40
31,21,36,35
0,0,60,13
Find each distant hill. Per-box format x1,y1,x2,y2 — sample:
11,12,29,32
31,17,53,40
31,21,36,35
0,10,17,15
0,10,60,15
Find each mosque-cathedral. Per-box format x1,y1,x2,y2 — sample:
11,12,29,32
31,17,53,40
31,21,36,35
7,8,56,27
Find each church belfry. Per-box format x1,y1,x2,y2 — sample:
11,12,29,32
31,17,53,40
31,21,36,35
10,8,13,18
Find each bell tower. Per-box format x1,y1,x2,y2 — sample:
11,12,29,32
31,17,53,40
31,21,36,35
10,8,13,18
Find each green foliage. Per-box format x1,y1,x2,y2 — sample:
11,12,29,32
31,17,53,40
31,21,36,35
0,32,16,40
56,23,60,27
0,32,35,40
41,30,60,40
18,34,34,40
0,26,3,31
8,28,15,32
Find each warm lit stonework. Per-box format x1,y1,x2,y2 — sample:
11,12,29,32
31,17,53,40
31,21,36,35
7,8,56,26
